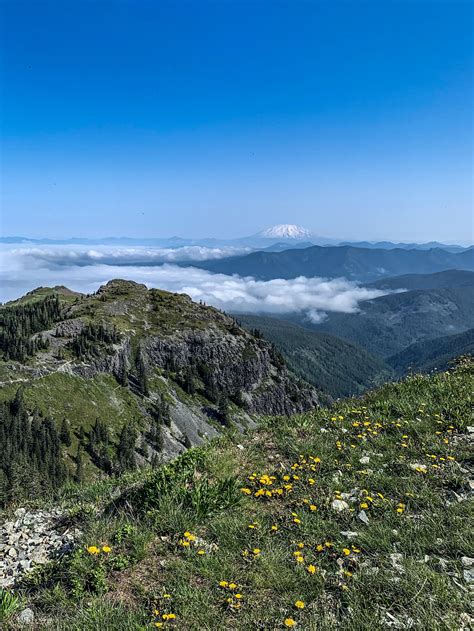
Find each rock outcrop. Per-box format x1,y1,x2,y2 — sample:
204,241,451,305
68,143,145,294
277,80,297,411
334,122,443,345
0,508,80,588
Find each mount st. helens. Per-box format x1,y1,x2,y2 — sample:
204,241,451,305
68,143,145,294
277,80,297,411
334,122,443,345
0,280,320,493
255,224,315,240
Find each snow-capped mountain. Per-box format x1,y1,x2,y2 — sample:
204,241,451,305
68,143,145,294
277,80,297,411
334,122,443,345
256,224,314,240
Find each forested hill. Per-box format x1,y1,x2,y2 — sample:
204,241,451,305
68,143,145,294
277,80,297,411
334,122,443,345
388,328,474,375
237,314,393,398
193,245,474,281
0,280,320,505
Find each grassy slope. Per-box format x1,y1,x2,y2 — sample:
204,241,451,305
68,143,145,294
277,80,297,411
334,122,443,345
236,314,393,398
8,359,472,630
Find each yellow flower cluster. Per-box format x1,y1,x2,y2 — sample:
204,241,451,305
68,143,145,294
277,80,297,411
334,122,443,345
86,544,111,555
241,546,261,561
240,455,322,502
218,580,243,610
152,594,175,627
178,531,207,555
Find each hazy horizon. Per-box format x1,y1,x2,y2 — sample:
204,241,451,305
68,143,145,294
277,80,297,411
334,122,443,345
1,1,473,243
1,226,472,247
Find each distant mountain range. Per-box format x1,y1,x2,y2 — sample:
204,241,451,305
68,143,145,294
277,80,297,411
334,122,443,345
308,286,474,358
196,244,474,282
340,240,467,253
1,224,470,253
292,270,474,358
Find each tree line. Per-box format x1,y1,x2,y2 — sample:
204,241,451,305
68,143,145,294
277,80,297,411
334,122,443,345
0,295,61,361
0,388,67,506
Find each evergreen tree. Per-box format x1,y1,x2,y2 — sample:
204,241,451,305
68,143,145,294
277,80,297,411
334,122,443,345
59,419,72,447
116,424,137,472
0,395,67,507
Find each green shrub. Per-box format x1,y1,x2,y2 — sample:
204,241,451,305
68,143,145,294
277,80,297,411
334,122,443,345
134,447,241,520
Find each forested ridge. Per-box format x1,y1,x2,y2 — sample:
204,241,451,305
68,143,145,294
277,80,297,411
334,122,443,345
0,296,61,361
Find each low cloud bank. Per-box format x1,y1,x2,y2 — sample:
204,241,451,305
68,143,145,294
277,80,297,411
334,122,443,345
0,245,390,317
4,244,251,267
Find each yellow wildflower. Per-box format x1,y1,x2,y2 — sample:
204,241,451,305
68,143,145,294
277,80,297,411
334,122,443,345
284,618,297,627
86,546,100,555
294,600,305,609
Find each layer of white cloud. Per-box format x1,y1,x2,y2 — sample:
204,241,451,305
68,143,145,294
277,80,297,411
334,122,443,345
2,244,251,267
0,244,390,316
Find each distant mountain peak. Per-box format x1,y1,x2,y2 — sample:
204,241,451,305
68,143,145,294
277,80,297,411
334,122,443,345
256,224,314,239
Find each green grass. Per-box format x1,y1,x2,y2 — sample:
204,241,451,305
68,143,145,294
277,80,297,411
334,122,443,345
4,358,473,630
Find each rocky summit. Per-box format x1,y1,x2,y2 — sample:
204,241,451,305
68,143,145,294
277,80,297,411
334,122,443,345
0,279,320,487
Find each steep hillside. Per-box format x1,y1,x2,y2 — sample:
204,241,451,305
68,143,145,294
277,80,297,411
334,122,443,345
194,244,474,282
368,269,474,291
308,286,474,358
236,314,393,398
0,280,319,499
1,359,471,629
388,328,474,375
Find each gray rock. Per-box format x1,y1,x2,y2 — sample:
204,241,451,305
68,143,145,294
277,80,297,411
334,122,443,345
331,499,349,511
340,530,359,539
390,553,405,573
0,507,81,588
17,608,35,625
461,557,474,568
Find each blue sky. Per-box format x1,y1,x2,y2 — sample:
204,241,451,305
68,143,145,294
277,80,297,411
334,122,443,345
1,0,472,242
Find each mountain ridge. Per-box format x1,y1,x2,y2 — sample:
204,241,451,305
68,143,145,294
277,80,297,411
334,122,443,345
193,244,474,282
0,280,321,491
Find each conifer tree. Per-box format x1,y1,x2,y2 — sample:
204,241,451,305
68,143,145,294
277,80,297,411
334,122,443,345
59,418,72,447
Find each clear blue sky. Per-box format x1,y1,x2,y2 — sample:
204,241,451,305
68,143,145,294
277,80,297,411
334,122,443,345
1,0,472,242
